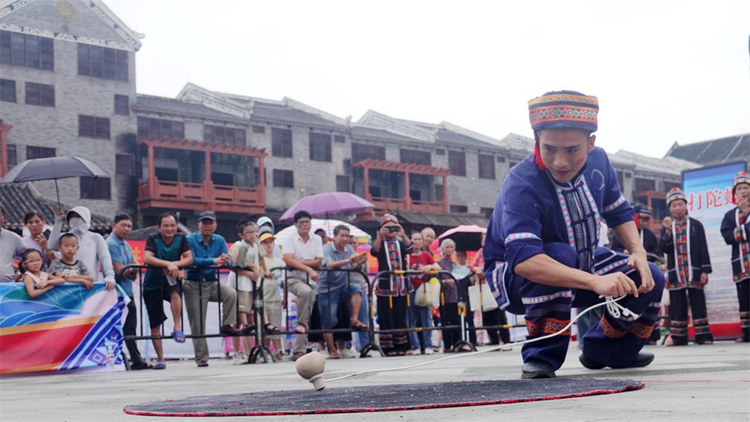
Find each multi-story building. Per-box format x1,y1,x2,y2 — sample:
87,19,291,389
0,0,141,218
0,0,708,238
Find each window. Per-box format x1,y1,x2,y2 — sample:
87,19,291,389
80,177,111,199
509,160,520,169
436,148,446,156
448,150,466,177
116,154,135,176
400,148,431,166
351,143,385,162
334,135,346,144
79,115,110,139
450,205,468,213
77,43,127,81
478,154,495,179
271,128,293,157
496,155,506,163
205,125,246,145
0,31,54,70
635,178,656,193
435,184,444,201
273,169,294,188
26,146,55,159
0,79,15,102
480,207,494,219
114,95,129,115
252,125,265,134
137,117,184,140
6,144,17,169
336,175,350,192
309,132,332,162
25,82,54,107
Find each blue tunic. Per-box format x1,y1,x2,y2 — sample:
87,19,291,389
484,147,665,370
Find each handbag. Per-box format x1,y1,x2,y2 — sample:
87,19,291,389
415,277,441,307
468,281,498,311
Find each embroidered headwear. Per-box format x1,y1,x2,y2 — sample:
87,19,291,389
634,205,653,217
732,172,750,203
528,90,599,170
666,187,687,206
380,213,399,227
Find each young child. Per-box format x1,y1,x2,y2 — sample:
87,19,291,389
21,249,64,298
49,233,95,290
228,220,262,364
260,232,285,360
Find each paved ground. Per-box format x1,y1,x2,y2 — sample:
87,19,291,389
1,342,749,422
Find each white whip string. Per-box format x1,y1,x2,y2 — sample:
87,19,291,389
327,295,633,382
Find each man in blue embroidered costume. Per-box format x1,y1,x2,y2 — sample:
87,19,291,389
720,172,750,343
659,187,713,345
484,90,664,379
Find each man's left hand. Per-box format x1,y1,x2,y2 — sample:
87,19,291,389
105,281,116,291
627,249,654,294
700,272,709,286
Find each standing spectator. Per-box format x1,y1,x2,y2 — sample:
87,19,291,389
0,206,25,282
318,225,367,359
315,228,329,246
348,234,371,352
436,239,465,353
406,231,439,355
281,210,323,361
660,188,713,346
371,214,413,356
106,213,152,370
185,211,240,367
471,232,510,346
720,172,750,343
260,232,285,359
421,227,437,255
611,205,660,255
21,210,55,270
142,212,193,370
454,250,477,346
49,206,116,290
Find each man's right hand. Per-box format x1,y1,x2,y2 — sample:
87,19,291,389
589,273,639,298
166,263,180,278
307,269,320,282
739,195,749,213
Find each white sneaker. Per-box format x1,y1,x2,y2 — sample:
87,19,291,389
338,348,356,359
233,352,244,365
424,348,434,355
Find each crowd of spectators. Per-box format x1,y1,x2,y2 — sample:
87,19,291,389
1,204,515,369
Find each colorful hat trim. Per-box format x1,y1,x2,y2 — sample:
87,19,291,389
528,90,599,133
666,187,686,206
380,213,399,227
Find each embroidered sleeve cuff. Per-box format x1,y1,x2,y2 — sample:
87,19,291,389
603,195,627,213
505,232,541,243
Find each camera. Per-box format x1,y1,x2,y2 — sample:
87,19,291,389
387,226,400,233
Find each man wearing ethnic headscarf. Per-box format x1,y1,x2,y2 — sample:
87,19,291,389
659,187,713,345
370,214,413,356
611,205,660,258
720,172,750,343
483,90,664,379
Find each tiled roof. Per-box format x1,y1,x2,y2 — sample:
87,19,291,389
134,95,244,122
396,210,488,228
251,102,344,128
667,134,749,165
612,150,699,176
351,126,424,143
0,183,110,230
435,128,501,151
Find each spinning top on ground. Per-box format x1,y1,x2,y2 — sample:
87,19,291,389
295,351,326,391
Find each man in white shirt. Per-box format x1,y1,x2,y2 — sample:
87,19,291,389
0,206,25,282
281,210,323,361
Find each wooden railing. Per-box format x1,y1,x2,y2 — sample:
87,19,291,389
369,196,446,212
139,179,264,211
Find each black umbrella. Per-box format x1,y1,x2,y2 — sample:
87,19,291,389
0,156,109,205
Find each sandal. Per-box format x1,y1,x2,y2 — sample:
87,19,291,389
172,331,186,343
293,323,307,334
131,361,153,370
153,361,166,370
264,323,280,333
350,320,368,330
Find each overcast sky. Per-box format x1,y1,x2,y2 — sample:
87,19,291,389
107,0,749,158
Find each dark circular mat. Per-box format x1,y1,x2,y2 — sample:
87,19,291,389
124,378,643,417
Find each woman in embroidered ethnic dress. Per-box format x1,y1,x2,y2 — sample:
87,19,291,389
720,172,750,343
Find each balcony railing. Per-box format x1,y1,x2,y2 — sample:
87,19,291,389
138,179,264,213
369,196,446,213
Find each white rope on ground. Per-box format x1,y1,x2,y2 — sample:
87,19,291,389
327,295,635,382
